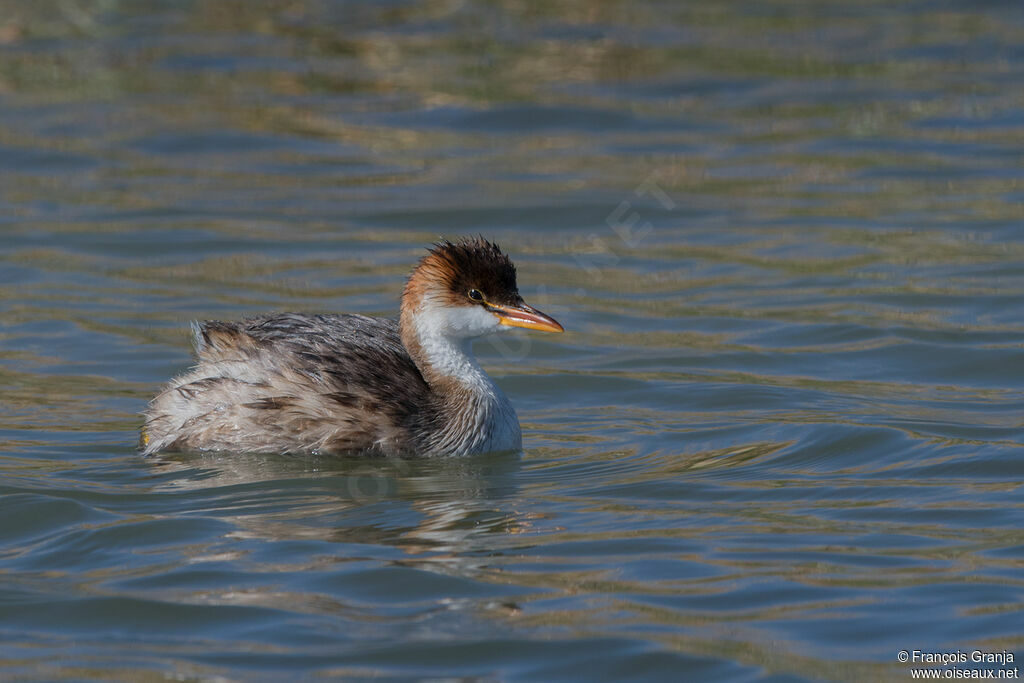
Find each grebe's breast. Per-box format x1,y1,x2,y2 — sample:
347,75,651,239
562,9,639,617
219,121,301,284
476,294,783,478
422,378,522,456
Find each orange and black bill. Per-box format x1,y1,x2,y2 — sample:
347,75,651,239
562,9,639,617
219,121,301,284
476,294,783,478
486,301,564,333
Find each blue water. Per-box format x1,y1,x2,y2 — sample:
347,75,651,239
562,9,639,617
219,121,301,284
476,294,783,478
2,2,1024,680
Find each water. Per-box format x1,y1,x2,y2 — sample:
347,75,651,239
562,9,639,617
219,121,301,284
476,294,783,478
2,2,1024,680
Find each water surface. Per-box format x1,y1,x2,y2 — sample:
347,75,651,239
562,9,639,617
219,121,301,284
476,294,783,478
2,2,1024,681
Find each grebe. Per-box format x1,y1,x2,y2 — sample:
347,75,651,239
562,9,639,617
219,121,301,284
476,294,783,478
141,237,563,457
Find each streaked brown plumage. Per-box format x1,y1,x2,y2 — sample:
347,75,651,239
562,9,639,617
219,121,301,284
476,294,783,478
141,237,563,457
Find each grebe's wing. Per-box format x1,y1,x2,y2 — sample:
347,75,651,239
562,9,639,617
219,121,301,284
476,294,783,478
143,313,428,455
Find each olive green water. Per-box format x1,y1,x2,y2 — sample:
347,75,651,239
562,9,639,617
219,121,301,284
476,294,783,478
2,2,1024,681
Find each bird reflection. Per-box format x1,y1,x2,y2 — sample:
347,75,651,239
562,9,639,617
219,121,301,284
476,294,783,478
146,450,529,560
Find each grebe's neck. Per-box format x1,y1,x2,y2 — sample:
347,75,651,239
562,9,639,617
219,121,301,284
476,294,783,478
398,302,521,454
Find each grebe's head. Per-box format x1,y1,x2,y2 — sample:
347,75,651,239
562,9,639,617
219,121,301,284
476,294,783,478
401,237,563,341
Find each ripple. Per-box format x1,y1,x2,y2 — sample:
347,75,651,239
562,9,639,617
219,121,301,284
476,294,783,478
3,1,1024,680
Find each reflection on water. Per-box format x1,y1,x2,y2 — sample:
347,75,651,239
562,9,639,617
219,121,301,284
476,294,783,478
2,0,1024,680
148,450,527,555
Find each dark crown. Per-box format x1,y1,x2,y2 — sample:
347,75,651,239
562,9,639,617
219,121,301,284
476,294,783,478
420,237,520,305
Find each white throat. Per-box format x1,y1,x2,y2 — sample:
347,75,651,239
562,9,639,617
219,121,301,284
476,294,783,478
411,306,500,393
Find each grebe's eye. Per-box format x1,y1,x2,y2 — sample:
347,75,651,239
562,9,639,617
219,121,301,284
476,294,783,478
467,289,483,302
